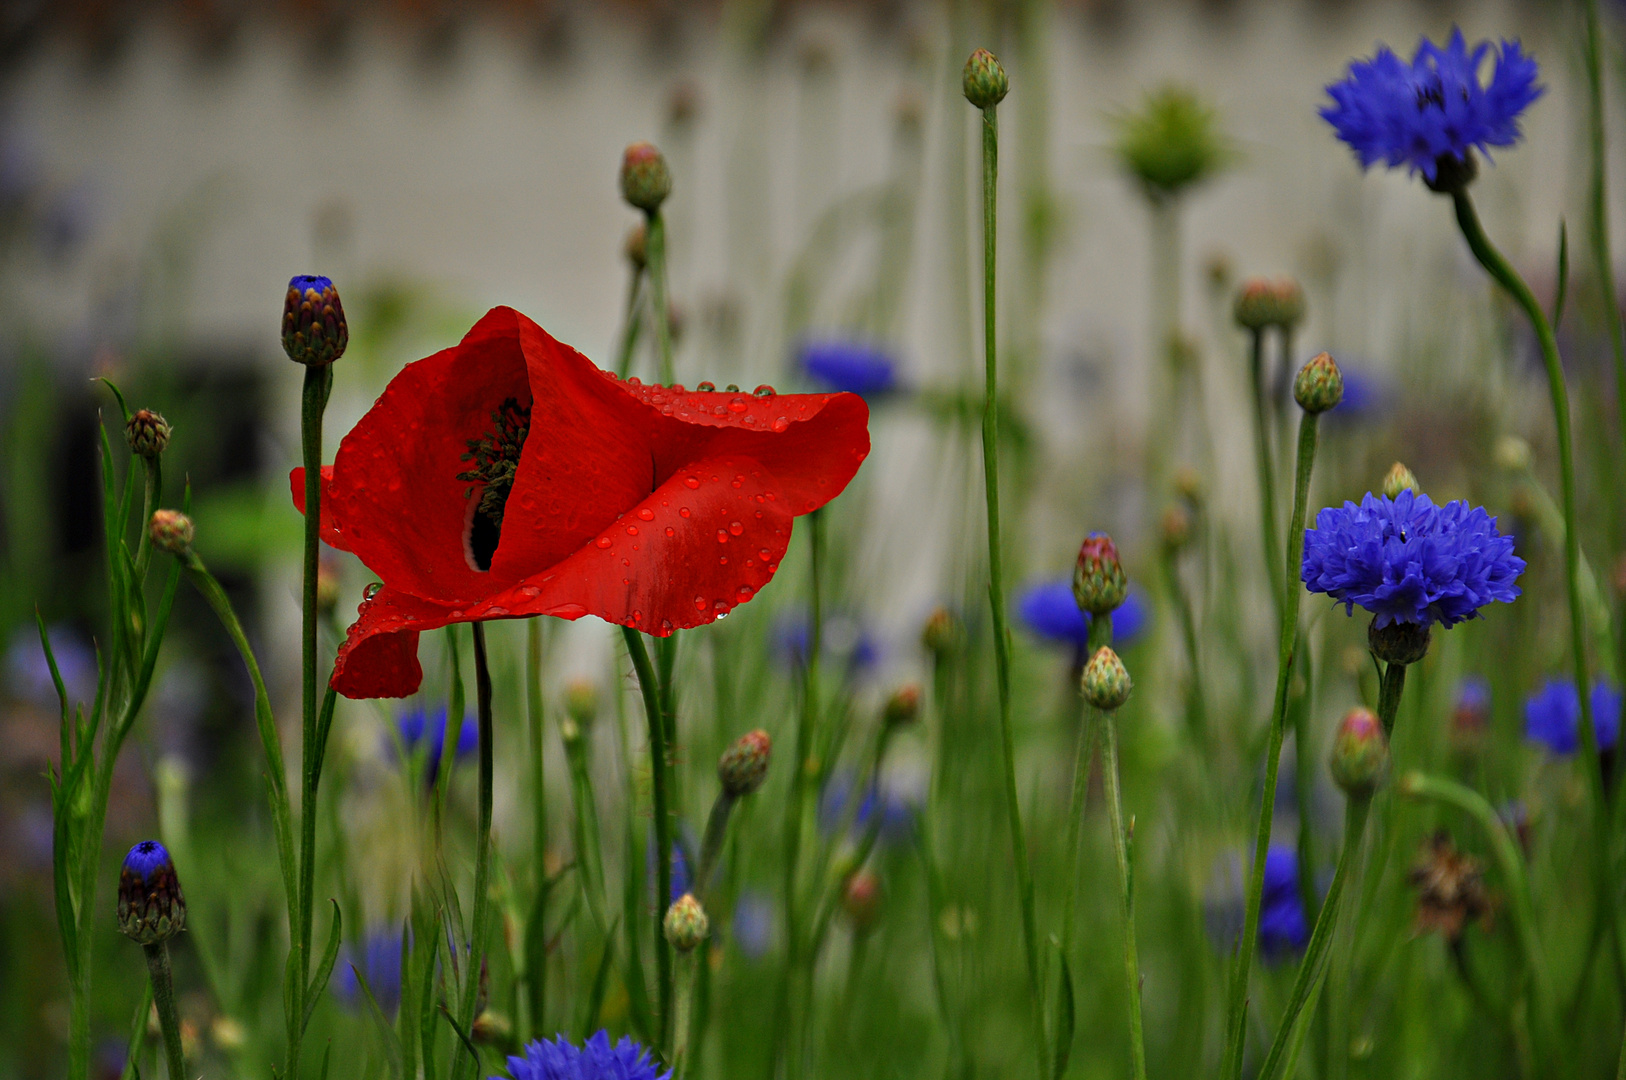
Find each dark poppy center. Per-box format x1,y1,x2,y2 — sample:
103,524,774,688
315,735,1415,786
457,397,531,571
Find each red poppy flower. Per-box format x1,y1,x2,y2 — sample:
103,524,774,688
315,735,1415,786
293,306,870,699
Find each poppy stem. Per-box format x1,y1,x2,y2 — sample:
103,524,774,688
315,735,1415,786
1247,326,1282,616
646,210,675,386
617,259,646,380
526,618,548,1036
292,356,331,1080
453,621,497,1080
975,96,1048,1080
622,626,675,1055
1220,409,1321,1080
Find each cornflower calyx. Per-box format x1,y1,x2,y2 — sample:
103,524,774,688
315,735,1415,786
962,49,1008,109
1408,830,1495,943
1329,707,1388,796
620,142,672,213
125,409,171,458
457,396,531,571
1073,532,1128,616
718,729,772,797
663,893,709,952
921,607,965,656
1081,646,1133,711
282,274,348,366
1381,461,1419,499
149,510,194,555
1113,84,1229,201
118,840,186,944
1294,351,1344,413
1232,276,1305,330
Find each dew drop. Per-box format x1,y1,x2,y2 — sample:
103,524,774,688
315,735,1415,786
718,556,728,565
716,529,729,544
758,549,772,561
737,584,755,600
684,477,700,489
694,595,707,611
679,507,692,518
665,527,675,537
729,521,744,536
727,397,749,413
637,508,655,521
549,603,588,619
697,381,715,392
754,385,775,397
595,536,613,549
712,405,728,417
772,417,790,432
487,605,509,616
628,376,642,386
767,562,779,573
661,619,674,632
520,585,541,597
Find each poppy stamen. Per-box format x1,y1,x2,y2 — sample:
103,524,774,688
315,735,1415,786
458,397,532,570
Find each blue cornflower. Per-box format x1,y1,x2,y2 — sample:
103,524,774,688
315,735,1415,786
732,891,776,959
798,339,900,398
1524,678,1622,755
497,1030,670,1080
333,928,404,1018
1014,580,1151,652
817,772,917,846
771,611,881,679
392,707,478,785
1301,490,1524,629
1322,29,1543,185
1259,846,1309,959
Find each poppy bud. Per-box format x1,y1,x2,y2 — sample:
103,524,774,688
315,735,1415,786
282,275,348,366
124,409,171,459
1081,647,1133,711
921,607,965,657
1329,707,1388,796
148,510,194,556
842,870,882,931
663,893,709,952
719,729,771,797
624,222,648,269
883,684,921,726
1293,351,1344,414
1072,533,1128,616
1233,276,1305,330
1382,462,1419,499
118,840,186,944
565,679,599,727
962,48,1009,109
1368,619,1431,666
620,142,672,213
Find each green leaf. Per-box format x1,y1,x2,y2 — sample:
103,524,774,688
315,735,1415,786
1552,218,1570,327
120,980,153,1080
304,900,344,1032
97,377,131,424
354,963,405,1079
1051,952,1076,1080
582,917,619,1036
437,999,481,1068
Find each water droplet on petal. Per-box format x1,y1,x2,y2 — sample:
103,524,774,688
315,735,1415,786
665,527,675,537
772,417,790,432
521,585,541,597
364,582,383,600
679,507,691,518
684,477,700,489
728,397,749,413
595,536,613,549
626,525,639,536
638,508,655,521
487,605,509,616
729,521,744,536
694,595,708,611
718,555,728,565
549,603,588,619
759,549,772,561
661,619,673,632
716,530,729,543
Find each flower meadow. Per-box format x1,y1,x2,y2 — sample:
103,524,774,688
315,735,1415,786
18,7,1626,1080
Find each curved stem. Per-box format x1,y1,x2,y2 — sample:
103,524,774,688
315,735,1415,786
1221,411,1321,1080
1255,797,1372,1080
623,627,674,1053
977,99,1048,1080
1450,189,1618,981
452,621,496,1080
143,941,186,1080
1101,711,1146,1080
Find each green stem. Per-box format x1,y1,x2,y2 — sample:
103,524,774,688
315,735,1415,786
1101,712,1146,1080
977,99,1048,1080
526,618,547,1036
133,456,161,582
1584,0,1626,540
1256,797,1372,1080
1451,189,1618,977
616,264,646,379
1248,327,1282,614
564,728,610,934
1061,617,1112,965
143,941,186,1080
694,793,736,901
646,211,675,386
1397,771,1560,1074
1221,410,1321,1080
453,621,497,1080
623,627,674,1052
1162,546,1208,748
673,952,697,1077
1375,660,1407,741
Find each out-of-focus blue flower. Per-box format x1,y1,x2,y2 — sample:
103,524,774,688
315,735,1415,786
392,707,478,785
1259,846,1309,959
647,826,697,905
1302,491,1524,629
498,1030,671,1080
1457,676,1491,716
732,891,775,959
1322,29,1543,184
818,772,916,846
1524,678,1621,755
7,624,97,709
771,611,881,679
1014,581,1151,652
798,339,900,398
333,928,403,1018
93,1039,127,1080
1324,365,1386,421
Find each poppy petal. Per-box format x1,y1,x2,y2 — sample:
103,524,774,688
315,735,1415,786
330,587,442,698
289,466,349,551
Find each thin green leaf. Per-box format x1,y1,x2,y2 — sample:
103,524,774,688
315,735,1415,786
1552,218,1570,327
120,979,153,1080
1051,952,1076,1080
97,377,131,424
582,918,619,1036
354,964,405,1079
304,900,344,1032
317,1040,332,1080
437,1000,481,1066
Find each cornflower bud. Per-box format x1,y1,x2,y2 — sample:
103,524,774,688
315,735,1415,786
1293,351,1344,413
663,893,709,952
565,679,599,727
1161,503,1193,552
471,1010,513,1045
921,607,965,657
1072,533,1128,616
148,510,194,556
124,409,171,459
282,275,348,366
842,870,882,931
620,142,672,213
1328,707,1388,797
718,729,771,797
118,840,186,944
962,48,1009,109
1495,436,1532,474
624,222,648,270
1368,619,1431,666
1381,461,1419,499
1081,646,1133,711
883,684,921,726
1232,276,1305,330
